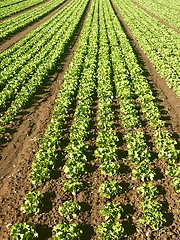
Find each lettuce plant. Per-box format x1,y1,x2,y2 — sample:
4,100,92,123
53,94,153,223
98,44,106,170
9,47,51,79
63,179,84,195
97,220,126,240
139,199,166,230
100,161,121,176
98,181,122,198
10,222,38,240
20,191,43,216
100,202,124,220
59,200,81,221
137,183,158,199
52,223,82,240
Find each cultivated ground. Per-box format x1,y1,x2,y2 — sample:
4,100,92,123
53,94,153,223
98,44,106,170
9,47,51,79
0,0,179,239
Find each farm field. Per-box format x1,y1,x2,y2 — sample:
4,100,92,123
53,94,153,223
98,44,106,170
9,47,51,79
0,0,180,239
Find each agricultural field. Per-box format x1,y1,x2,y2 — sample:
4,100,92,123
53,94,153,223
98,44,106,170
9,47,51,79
0,0,179,239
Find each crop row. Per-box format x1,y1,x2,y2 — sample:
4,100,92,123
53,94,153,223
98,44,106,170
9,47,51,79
109,0,180,193
0,0,27,8
10,0,97,238
0,0,89,133
96,2,127,238
135,0,180,29
28,0,93,187
0,0,44,19
103,0,168,232
61,3,99,238
0,0,65,42
6,0,179,239
113,0,180,97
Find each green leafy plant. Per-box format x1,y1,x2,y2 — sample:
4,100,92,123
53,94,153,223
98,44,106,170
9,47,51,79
132,164,155,181
139,199,166,230
63,160,87,178
100,161,121,176
20,191,43,216
155,130,179,164
0,125,5,134
137,183,158,199
10,222,38,240
59,200,81,221
125,132,151,164
95,130,118,163
166,164,180,193
29,164,52,186
100,202,124,220
52,223,82,240
97,220,126,240
98,181,122,198
63,179,84,195
172,177,180,193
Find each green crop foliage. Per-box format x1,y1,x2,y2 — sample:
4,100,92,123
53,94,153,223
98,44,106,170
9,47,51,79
100,202,124,220
52,223,82,240
97,220,126,240
137,183,159,199
10,222,38,240
20,191,43,216
139,199,166,230
98,181,122,199
59,200,81,221
63,180,84,195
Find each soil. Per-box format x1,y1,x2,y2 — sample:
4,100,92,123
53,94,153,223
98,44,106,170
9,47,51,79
0,0,71,52
0,0,50,22
130,0,180,34
0,0,180,239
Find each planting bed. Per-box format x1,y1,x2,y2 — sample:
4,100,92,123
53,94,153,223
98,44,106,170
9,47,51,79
0,0,179,239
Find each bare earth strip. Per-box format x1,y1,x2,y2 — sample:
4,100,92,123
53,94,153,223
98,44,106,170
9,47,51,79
130,0,180,34
0,0,50,22
0,0,71,52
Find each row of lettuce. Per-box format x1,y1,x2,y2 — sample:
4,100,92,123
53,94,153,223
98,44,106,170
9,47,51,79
134,0,180,29
4,0,180,239
0,0,87,134
10,0,95,238
113,0,180,97
0,0,44,19
0,0,27,8
0,0,65,42
102,0,178,233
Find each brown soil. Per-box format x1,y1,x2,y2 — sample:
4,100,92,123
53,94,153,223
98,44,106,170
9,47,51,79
0,0,50,22
130,0,180,34
0,0,71,52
